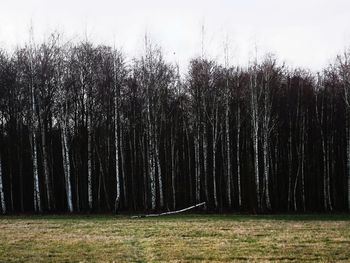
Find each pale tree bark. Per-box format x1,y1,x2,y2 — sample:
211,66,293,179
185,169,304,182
129,127,136,210
171,121,177,210
87,111,93,210
61,123,73,212
225,100,231,207
225,76,232,208
28,41,42,213
212,106,219,208
327,126,333,211
41,120,52,211
301,111,306,211
59,76,73,212
56,48,73,212
327,97,334,211
120,126,127,206
155,131,164,208
202,127,208,203
337,53,350,210
0,153,6,214
294,87,304,212
185,126,193,204
347,110,350,211
202,93,209,204
31,89,41,213
315,80,332,211
114,80,120,213
146,103,156,210
236,103,242,208
17,122,24,212
287,111,293,211
262,125,271,210
262,69,273,211
143,37,157,211
223,44,232,208
31,126,41,212
195,127,201,203
140,135,148,210
250,70,260,211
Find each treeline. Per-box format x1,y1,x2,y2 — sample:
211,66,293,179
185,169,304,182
0,34,350,214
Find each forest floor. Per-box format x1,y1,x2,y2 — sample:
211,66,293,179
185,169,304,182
0,214,350,262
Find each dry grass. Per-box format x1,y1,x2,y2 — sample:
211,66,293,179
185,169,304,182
0,214,349,262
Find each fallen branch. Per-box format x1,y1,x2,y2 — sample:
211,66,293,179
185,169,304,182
131,202,206,218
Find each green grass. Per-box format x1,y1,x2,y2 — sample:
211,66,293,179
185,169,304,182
0,214,350,262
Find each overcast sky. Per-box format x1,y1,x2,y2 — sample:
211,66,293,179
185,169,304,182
1,0,350,72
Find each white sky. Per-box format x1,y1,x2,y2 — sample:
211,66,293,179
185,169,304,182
1,0,350,72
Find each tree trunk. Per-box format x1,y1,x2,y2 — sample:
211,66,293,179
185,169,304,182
251,73,260,211
347,110,350,211
155,134,164,209
0,153,6,214
225,97,231,207
195,129,201,203
32,130,42,213
287,113,292,211
120,126,127,207
41,120,52,211
61,125,73,212
114,100,120,213
236,104,242,208
301,113,306,211
185,127,193,204
263,129,271,210
17,122,24,212
171,123,176,210
87,113,93,210
203,128,208,203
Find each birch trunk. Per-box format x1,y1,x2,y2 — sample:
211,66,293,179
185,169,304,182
41,121,52,211
347,110,350,211
17,122,24,212
287,114,292,211
202,129,208,203
114,96,120,212
87,113,93,210
171,127,176,210
185,127,193,204
120,127,127,206
30,75,42,212
148,124,156,210
263,129,271,210
146,93,156,210
61,124,73,212
212,107,218,208
202,98,208,203
32,130,41,212
236,104,242,208
262,90,271,210
195,129,201,203
0,153,5,214
301,113,306,211
155,129,164,208
141,136,148,210
130,127,137,210
225,95,231,207
250,73,260,211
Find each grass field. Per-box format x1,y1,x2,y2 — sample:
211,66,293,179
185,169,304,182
0,214,350,262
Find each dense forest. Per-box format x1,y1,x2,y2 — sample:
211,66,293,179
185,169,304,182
0,33,350,214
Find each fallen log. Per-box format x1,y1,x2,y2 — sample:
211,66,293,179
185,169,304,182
131,202,206,218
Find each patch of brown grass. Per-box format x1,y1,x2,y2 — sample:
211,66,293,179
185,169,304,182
0,215,349,262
